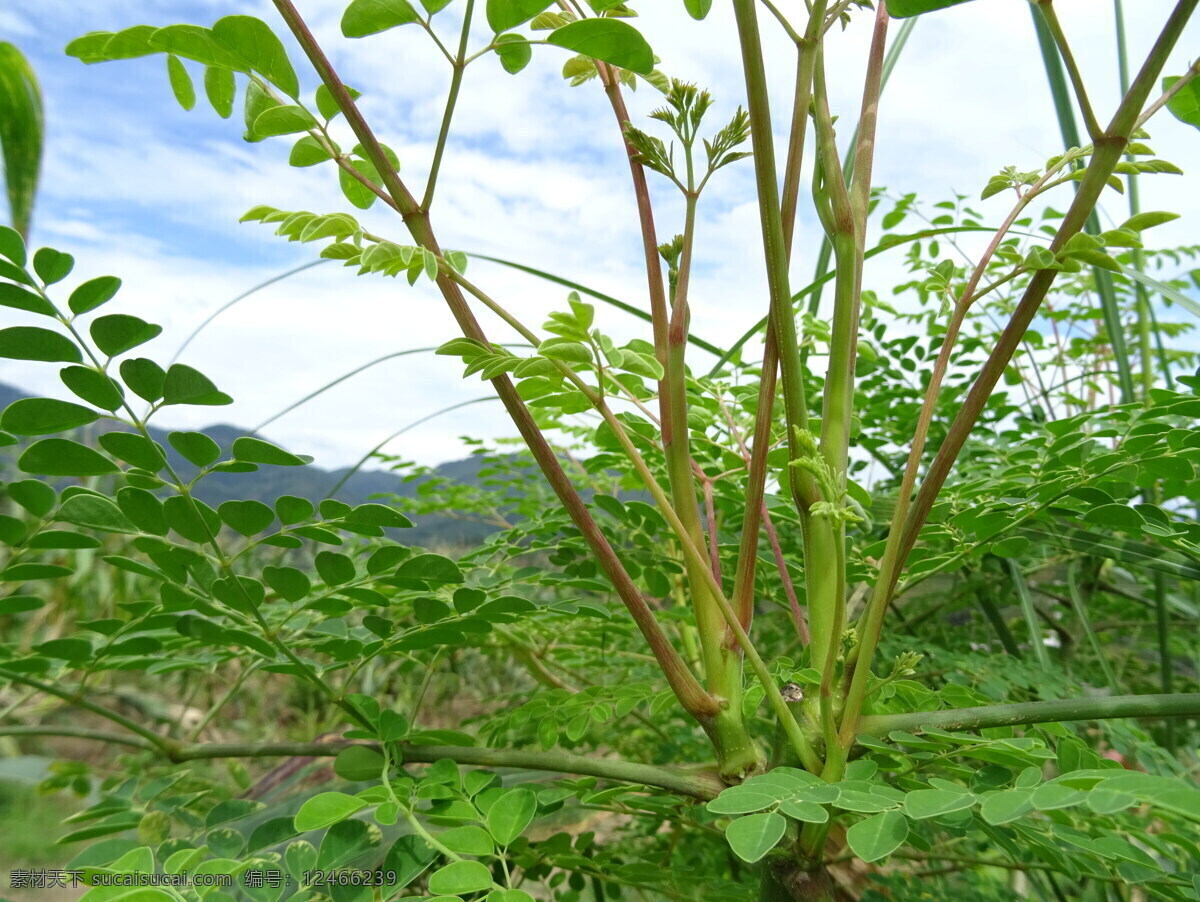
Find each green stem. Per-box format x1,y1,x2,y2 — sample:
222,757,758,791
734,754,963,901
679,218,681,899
1136,60,1200,129
665,193,726,692
256,346,496,432
0,725,158,752
707,586,823,774
730,0,836,782
810,58,856,463
804,18,915,328
858,692,1200,736
807,8,888,761
975,569,1024,659
0,668,172,753
598,64,670,366
421,0,473,210
172,741,726,799
848,2,889,243
185,661,259,743
881,852,1191,887
169,260,327,366
462,253,726,358
1037,2,1102,140
731,0,818,500
1111,0,1157,397
1113,0,1175,750
324,396,495,499
729,332,778,638
730,5,825,644
808,78,856,698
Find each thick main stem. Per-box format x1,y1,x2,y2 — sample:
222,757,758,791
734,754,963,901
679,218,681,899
730,26,821,647
731,0,820,499
599,68,760,778
808,50,857,693
731,7,832,749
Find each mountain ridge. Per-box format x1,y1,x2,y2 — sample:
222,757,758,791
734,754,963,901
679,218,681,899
0,381,503,548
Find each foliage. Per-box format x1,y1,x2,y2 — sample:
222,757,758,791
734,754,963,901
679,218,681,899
2,2,1200,901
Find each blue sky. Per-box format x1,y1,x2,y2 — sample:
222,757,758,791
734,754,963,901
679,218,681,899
2,0,1198,469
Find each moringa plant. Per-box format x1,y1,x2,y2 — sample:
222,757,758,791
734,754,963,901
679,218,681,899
2,0,1200,899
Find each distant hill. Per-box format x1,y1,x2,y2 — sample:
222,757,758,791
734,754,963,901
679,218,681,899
0,381,505,548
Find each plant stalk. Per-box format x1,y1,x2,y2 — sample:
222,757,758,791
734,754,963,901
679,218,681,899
271,0,717,723
859,692,1200,735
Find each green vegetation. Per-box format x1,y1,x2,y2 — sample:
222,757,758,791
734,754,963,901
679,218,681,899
1,1,1200,900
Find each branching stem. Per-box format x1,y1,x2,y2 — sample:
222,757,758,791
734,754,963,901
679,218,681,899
270,0,715,722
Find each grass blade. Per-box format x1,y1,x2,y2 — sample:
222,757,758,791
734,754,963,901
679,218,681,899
709,225,1040,376
1119,267,1200,319
974,572,1024,658
324,396,497,500
0,42,43,239
1067,561,1121,691
465,253,730,359
169,259,330,364
1024,523,1200,590
1028,8,1135,404
1115,0,1173,750
1006,558,1051,669
254,344,530,432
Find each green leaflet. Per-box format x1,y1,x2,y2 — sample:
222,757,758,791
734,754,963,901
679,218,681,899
166,54,195,110
168,431,221,467
211,16,299,98
69,276,122,314
342,0,424,38
90,314,163,358
333,746,385,782
495,35,532,75
1,398,100,435
162,364,232,406
232,436,309,466
218,500,275,536
205,66,235,118
1162,75,1200,130
19,438,118,477
724,811,785,863
0,326,80,363
55,493,138,534
487,0,555,33
428,860,492,895
887,0,979,16
486,787,536,845
845,810,909,862
33,247,73,283
547,20,654,75
293,793,368,832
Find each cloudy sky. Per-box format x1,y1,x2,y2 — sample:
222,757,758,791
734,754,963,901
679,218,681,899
2,0,1198,470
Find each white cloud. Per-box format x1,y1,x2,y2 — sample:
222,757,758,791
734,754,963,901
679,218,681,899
4,0,1199,471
